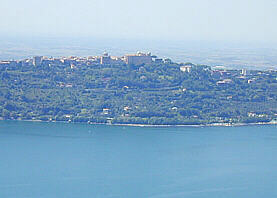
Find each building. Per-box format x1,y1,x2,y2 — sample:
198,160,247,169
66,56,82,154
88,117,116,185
124,52,152,65
100,53,124,65
62,59,76,66
180,65,192,73
33,56,43,66
100,53,112,64
0,61,10,67
164,58,172,64
154,58,163,63
216,79,233,85
241,69,250,76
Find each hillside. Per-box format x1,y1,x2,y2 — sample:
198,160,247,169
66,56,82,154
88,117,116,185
1,60,277,125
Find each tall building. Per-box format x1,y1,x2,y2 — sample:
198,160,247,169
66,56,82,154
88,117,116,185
124,52,153,65
241,69,249,76
100,52,112,64
33,56,43,66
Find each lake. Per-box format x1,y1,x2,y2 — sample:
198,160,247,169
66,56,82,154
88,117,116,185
0,121,276,198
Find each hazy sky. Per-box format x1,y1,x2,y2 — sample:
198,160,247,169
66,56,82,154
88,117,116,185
1,0,277,43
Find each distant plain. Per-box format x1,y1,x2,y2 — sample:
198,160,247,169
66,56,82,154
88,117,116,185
1,37,277,70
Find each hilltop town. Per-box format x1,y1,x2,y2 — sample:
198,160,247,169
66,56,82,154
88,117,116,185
0,51,168,68
0,52,277,125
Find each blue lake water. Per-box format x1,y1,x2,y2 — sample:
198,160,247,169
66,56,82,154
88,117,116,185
0,121,276,198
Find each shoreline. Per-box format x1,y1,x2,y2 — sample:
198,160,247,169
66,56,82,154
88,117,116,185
110,122,277,127
1,118,277,128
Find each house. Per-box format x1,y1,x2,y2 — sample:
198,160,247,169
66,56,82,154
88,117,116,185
216,79,233,85
180,65,192,73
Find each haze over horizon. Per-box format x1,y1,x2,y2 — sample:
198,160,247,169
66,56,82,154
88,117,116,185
1,0,277,44
2,0,277,69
